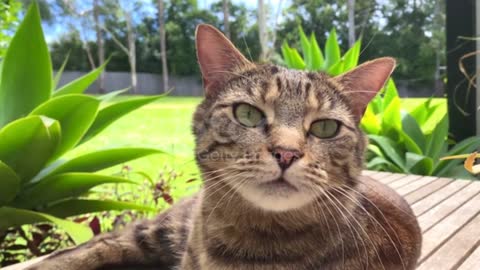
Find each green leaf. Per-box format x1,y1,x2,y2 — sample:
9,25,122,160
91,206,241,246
0,116,59,182
44,199,155,218
425,115,448,161
281,41,293,67
368,135,407,172
0,2,52,126
323,29,341,69
343,39,361,72
53,59,109,97
381,97,402,135
327,60,345,76
32,148,163,182
287,47,306,70
80,95,162,143
360,105,381,134
406,152,433,175
309,33,324,71
98,88,130,103
30,95,100,159
299,27,312,69
53,52,70,90
367,156,395,170
15,173,137,208
382,80,399,109
0,206,92,244
0,161,20,205
401,111,426,152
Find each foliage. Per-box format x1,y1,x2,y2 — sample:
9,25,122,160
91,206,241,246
281,27,360,75
0,0,22,57
281,27,480,178
48,0,259,76
277,0,445,87
0,2,163,250
363,83,480,178
0,164,199,265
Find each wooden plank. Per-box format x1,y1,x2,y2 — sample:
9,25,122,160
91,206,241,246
417,213,480,269
457,245,480,270
404,177,453,205
411,180,470,216
362,170,377,176
417,182,480,232
396,176,438,196
370,172,406,184
388,174,423,189
419,192,480,262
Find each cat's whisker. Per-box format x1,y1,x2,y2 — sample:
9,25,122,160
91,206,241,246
337,185,408,270
321,188,369,268
205,176,251,224
327,187,386,270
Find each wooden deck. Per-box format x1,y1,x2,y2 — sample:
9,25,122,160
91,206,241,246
3,171,480,269
363,170,480,269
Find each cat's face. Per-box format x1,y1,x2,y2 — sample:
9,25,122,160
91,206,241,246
193,25,395,211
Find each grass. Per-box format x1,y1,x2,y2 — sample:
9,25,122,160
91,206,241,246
69,96,203,200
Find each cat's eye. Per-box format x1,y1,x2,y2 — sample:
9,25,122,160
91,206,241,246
233,103,265,127
310,119,340,139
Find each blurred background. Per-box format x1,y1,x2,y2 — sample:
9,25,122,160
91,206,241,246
1,0,447,97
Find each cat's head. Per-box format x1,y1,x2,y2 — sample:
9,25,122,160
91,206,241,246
192,24,395,212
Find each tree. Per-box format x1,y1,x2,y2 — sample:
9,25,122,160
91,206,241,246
93,0,106,92
258,0,267,62
223,0,230,39
347,0,355,47
157,0,169,92
0,0,22,57
102,1,139,93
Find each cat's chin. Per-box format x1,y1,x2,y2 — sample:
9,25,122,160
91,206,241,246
237,181,315,212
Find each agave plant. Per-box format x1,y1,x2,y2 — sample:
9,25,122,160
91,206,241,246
281,27,361,75
0,2,164,244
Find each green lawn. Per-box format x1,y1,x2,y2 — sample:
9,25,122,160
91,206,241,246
70,96,446,198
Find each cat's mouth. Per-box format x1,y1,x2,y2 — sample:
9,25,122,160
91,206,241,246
260,177,298,192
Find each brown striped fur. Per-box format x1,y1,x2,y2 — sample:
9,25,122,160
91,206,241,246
26,24,421,270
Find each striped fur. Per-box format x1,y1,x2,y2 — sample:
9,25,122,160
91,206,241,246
26,25,421,270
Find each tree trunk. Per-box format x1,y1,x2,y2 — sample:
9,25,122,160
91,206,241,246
158,0,169,93
347,0,355,47
125,11,137,94
223,0,230,39
258,0,268,62
93,0,105,93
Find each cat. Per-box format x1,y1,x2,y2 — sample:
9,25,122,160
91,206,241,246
25,24,421,270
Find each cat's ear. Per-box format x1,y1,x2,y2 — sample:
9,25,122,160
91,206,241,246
331,57,396,121
195,24,254,97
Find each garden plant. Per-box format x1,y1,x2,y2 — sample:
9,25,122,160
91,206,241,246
281,27,480,178
0,3,168,264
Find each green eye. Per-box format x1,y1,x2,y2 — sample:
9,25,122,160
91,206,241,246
310,119,340,138
233,103,265,127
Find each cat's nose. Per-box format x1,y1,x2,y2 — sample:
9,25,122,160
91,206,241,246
271,147,304,170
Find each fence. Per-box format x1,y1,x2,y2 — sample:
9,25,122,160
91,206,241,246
57,71,204,96
57,71,444,97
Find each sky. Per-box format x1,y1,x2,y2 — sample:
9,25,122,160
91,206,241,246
43,0,285,43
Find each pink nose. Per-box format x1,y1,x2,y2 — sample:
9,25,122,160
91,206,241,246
271,147,303,170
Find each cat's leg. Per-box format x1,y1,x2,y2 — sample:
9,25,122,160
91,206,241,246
24,197,197,270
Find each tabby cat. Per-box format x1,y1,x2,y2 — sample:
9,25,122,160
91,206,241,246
26,24,421,270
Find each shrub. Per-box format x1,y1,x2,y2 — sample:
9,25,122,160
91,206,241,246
0,1,164,253
281,27,480,178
